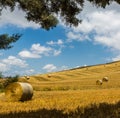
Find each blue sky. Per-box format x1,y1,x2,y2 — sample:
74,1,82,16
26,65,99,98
0,1,120,76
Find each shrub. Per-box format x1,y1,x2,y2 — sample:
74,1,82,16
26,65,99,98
3,75,19,88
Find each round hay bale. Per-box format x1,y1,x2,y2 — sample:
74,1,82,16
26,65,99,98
47,74,51,78
26,76,30,80
96,79,103,85
102,77,109,82
24,75,30,80
5,82,33,102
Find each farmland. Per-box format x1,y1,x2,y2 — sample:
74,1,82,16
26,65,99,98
0,61,120,118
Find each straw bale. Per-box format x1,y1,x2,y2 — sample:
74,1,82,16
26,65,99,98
47,74,51,78
96,79,102,85
102,76,109,82
24,75,30,80
5,82,33,102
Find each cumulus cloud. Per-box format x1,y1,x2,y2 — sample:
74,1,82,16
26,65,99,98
0,56,28,75
0,6,40,29
24,69,35,75
59,65,69,71
18,50,41,58
31,44,52,56
0,63,8,72
0,56,37,76
19,43,62,58
42,64,57,72
47,39,63,45
53,50,61,56
64,1,120,61
112,55,120,61
67,31,90,42
2,56,28,68
67,10,120,45
4,68,35,77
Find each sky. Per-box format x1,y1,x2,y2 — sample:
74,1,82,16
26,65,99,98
0,1,120,76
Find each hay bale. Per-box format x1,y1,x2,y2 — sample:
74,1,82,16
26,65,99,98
102,77,109,82
96,79,103,85
24,75,30,80
47,74,51,78
26,76,30,80
5,82,33,102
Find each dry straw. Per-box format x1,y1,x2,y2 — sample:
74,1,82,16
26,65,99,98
5,82,33,102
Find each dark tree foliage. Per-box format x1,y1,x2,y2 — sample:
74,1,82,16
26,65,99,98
88,0,120,8
0,0,120,30
0,0,84,30
0,0,120,49
0,34,21,49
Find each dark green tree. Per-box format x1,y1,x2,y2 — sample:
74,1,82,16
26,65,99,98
0,0,120,49
0,34,21,50
88,0,120,8
1,0,120,30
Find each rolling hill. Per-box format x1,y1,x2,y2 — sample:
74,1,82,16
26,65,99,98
23,61,120,91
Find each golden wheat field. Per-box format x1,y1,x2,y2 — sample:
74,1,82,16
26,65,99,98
0,61,120,118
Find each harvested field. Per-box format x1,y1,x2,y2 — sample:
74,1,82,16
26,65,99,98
0,61,120,117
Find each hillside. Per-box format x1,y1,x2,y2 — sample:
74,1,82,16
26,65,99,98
23,61,120,91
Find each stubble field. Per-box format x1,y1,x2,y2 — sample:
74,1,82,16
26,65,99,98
0,61,120,118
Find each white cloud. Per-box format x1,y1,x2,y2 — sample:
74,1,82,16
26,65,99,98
18,50,41,58
95,32,120,51
31,43,52,55
0,63,8,72
67,10,120,43
4,68,35,77
47,39,63,45
43,64,57,72
112,55,120,61
67,32,80,41
19,43,62,58
0,56,28,76
47,41,55,45
53,50,61,56
57,39,63,45
24,69,35,75
63,1,120,61
2,56,28,68
0,56,37,76
59,65,69,71
0,6,40,29
67,31,89,42
88,10,120,52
